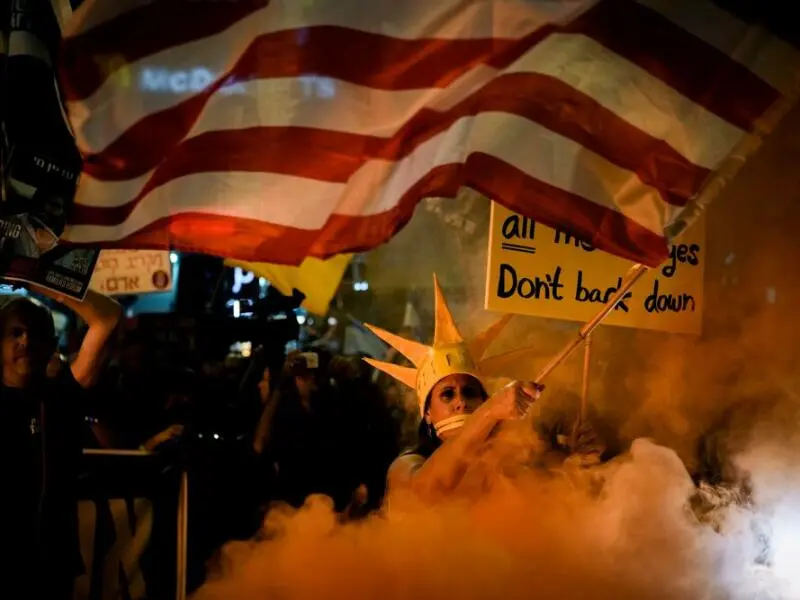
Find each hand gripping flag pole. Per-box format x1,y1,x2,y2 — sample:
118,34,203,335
533,263,649,389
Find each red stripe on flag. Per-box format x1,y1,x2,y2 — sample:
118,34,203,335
77,73,704,229
463,153,667,265
82,212,320,265
310,153,667,264
67,164,465,263
83,73,707,204
68,155,666,267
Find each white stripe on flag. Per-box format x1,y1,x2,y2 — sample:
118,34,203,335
73,32,744,171
65,111,674,243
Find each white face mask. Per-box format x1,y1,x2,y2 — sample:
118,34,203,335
433,414,468,436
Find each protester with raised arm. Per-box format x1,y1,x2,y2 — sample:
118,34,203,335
0,287,121,599
365,276,603,499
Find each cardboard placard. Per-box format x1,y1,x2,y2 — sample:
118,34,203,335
484,203,705,335
0,220,99,299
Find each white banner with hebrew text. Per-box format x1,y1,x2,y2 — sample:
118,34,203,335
89,250,172,295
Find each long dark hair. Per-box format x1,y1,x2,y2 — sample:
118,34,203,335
412,418,442,459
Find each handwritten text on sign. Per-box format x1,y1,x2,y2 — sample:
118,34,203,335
484,203,705,335
90,250,172,296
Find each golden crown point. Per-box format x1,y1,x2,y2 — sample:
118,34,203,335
432,274,463,346
365,274,515,415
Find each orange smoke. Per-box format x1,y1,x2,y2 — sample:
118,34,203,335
194,427,771,600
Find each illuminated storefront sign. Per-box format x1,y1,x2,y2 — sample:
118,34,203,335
231,267,255,294
224,267,270,318
139,67,246,95
139,67,336,99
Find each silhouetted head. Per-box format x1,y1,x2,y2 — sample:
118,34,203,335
0,297,57,388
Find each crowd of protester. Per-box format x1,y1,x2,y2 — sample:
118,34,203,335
90,336,413,592
1,285,420,597
2,283,761,598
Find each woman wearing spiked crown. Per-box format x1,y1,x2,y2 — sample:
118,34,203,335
365,276,604,498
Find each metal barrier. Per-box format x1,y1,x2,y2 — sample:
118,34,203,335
76,449,187,600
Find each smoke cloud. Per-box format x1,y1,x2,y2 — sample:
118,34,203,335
193,108,800,598
195,427,797,599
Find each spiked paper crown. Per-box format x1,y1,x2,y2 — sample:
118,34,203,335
365,275,514,415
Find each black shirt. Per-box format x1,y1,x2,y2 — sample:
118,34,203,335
0,367,84,590
0,382,42,562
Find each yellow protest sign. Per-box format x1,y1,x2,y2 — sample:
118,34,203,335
484,203,705,335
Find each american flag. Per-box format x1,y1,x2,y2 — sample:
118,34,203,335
43,1,800,265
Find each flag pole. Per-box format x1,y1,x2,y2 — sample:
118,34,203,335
533,263,648,385
579,334,592,426
176,470,189,600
